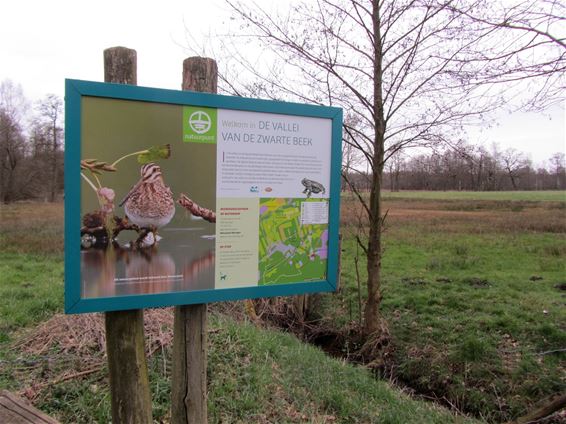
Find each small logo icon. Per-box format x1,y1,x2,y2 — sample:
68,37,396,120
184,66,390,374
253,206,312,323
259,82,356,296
264,187,272,192
250,186,259,193
220,272,227,281
189,111,212,134
183,106,216,144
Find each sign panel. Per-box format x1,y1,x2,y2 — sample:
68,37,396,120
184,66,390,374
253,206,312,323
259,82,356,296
65,79,342,313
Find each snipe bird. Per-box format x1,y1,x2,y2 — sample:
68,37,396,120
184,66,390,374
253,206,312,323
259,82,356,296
119,163,175,234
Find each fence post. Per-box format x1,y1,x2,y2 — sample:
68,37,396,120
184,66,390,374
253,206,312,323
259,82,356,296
171,56,218,424
103,46,153,424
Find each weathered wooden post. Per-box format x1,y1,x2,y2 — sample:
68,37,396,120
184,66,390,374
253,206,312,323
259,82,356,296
171,57,217,424
103,46,153,424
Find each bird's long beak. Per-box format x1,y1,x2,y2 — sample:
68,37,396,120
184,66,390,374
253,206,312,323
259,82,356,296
119,180,142,207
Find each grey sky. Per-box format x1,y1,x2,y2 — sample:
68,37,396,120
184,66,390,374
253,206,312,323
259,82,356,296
1,0,564,166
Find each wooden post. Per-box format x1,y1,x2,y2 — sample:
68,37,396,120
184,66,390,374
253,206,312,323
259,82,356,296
103,46,153,424
104,47,137,85
171,57,218,424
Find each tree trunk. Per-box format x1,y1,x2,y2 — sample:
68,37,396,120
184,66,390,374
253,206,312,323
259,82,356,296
364,0,386,336
364,166,384,335
509,172,517,190
4,148,18,203
50,122,57,202
0,147,5,202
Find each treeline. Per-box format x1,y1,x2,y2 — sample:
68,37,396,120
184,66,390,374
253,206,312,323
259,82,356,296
0,80,63,203
345,145,566,192
2,78,564,202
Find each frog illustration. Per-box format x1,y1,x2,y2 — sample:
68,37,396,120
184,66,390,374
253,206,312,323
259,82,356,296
301,178,326,198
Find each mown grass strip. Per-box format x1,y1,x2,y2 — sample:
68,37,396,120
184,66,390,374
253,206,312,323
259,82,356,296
380,190,566,202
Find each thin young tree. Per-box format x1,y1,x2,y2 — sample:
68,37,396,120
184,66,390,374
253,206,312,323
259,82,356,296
35,94,63,202
204,0,565,334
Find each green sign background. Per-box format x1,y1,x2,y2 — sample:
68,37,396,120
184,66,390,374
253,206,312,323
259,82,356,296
183,106,217,144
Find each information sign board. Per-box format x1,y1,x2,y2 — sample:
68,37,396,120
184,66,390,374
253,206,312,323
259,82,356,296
65,79,342,313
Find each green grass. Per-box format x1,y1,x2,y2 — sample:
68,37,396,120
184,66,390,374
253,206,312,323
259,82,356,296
381,190,566,202
0,202,65,343
0,310,480,423
334,196,566,422
2,197,564,422
206,316,478,423
5,315,478,424
0,253,64,343
0,201,477,423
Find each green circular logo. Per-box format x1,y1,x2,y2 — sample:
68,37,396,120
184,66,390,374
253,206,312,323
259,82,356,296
189,110,212,134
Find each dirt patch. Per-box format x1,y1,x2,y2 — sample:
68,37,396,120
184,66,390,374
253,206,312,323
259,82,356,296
462,277,492,287
436,277,452,283
401,277,428,286
498,334,522,372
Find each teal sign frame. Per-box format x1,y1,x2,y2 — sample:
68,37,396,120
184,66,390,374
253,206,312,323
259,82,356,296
65,79,342,313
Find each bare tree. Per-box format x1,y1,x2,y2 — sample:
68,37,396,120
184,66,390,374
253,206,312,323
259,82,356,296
385,145,564,191
0,80,29,203
446,0,566,110
202,0,565,335
342,115,367,192
499,147,529,189
548,152,566,189
386,150,405,192
35,94,63,202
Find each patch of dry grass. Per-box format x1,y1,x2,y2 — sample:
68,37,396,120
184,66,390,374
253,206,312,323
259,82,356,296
0,201,64,255
340,196,566,234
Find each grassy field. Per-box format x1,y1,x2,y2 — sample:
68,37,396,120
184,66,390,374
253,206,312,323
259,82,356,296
0,202,64,343
382,190,566,202
1,194,564,422
332,192,565,422
0,201,476,423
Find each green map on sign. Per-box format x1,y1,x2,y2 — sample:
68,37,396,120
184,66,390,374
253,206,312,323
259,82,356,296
258,198,328,285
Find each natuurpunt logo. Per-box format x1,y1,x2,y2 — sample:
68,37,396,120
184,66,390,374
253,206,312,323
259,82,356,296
183,106,217,143
189,110,211,134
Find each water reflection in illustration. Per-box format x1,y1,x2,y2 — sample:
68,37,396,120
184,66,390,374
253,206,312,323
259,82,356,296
82,225,215,298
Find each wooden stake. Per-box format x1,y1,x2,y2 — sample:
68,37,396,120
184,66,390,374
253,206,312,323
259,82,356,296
104,47,137,85
103,46,152,424
171,56,218,424
171,303,208,423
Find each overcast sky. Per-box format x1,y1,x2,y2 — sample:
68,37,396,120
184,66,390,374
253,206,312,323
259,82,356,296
1,0,564,166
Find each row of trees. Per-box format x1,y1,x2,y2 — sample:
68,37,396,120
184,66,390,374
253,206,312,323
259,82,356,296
375,147,565,192
0,80,63,203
